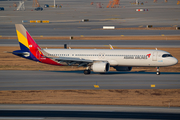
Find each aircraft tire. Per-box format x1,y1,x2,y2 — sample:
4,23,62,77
156,71,160,75
84,70,91,75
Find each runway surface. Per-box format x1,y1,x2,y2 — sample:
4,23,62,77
1,39,180,48
1,24,180,36
0,0,180,37
0,70,180,90
1,0,180,26
0,104,180,120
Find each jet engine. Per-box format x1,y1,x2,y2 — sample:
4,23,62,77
113,66,132,71
91,62,110,73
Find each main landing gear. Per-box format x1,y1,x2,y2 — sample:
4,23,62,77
84,69,91,74
156,67,160,75
84,67,91,75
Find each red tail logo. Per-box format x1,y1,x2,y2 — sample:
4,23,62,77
147,54,151,58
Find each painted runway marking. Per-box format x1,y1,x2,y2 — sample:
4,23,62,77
94,81,99,88
151,85,156,87
94,85,99,88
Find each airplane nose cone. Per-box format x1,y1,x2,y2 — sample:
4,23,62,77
172,57,178,65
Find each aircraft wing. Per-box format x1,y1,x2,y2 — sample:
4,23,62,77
39,48,93,67
52,57,93,63
109,44,114,49
50,57,93,67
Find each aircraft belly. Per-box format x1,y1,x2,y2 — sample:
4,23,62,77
108,59,118,65
118,59,150,67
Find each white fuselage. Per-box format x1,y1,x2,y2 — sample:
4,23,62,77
44,49,178,67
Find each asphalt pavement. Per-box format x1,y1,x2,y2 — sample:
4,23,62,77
0,104,180,120
1,39,180,47
0,70,180,90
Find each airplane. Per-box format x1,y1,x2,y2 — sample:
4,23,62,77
12,24,178,75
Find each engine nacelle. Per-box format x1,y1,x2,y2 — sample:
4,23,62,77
91,62,110,73
113,66,132,71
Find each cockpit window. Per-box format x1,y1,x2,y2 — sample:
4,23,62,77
162,54,173,58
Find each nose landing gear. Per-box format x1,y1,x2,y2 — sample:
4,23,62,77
156,67,160,75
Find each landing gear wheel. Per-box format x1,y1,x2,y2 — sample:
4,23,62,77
156,71,160,75
156,67,160,75
84,70,91,75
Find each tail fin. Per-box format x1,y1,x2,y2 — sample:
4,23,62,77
15,24,41,51
14,24,42,61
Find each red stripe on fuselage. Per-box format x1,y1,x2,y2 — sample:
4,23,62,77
39,57,64,66
26,31,63,66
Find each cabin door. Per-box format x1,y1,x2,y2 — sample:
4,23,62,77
152,51,158,61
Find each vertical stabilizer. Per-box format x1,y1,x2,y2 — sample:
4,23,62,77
15,24,29,51
14,24,63,65
15,24,41,61
15,24,41,51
